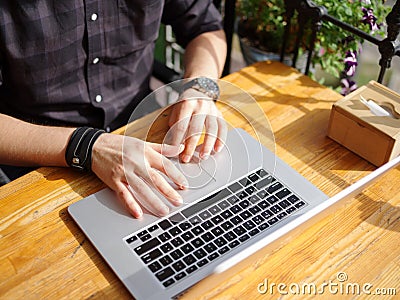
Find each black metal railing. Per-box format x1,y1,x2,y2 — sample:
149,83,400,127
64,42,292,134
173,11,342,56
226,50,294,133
280,0,400,84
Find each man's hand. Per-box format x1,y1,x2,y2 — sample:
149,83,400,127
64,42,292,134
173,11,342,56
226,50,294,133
91,134,188,218
168,89,228,163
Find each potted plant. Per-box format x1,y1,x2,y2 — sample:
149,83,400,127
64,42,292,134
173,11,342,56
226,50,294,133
236,0,391,94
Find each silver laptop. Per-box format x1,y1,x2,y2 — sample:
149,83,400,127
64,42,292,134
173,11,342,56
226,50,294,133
68,128,400,300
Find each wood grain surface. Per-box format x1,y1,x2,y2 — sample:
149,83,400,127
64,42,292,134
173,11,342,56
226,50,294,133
1,61,399,299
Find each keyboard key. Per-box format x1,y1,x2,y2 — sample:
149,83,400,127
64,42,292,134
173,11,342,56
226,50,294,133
239,234,250,243
160,243,173,253
169,227,182,237
193,249,207,259
229,240,240,248
249,205,261,214
261,210,273,219
252,215,264,225
230,215,243,225
208,252,219,261
267,182,283,194
218,200,230,210
223,231,237,241
295,201,306,209
249,228,260,236
270,205,283,214
156,267,174,282
228,182,242,193
221,210,233,219
227,195,240,205
221,220,233,231
288,195,300,204
140,234,151,242
181,243,194,254
172,261,185,272
191,225,204,235
245,186,256,195
175,272,186,281
179,222,192,231
189,215,202,225
201,232,215,242
257,190,268,199
276,188,291,199
197,259,208,267
181,232,194,242
163,278,175,287
183,254,196,266
277,212,287,219
169,213,185,224
201,220,214,230
141,249,162,264
236,190,248,200
211,227,223,237
148,225,159,232
243,220,256,230
182,188,231,218
279,199,291,209
159,255,173,266
256,169,268,177
134,238,160,256
239,199,251,209
248,173,259,182
258,200,270,210
186,265,198,274
239,177,252,187
214,237,227,247
199,210,212,220
268,217,279,226
204,243,217,253
249,195,261,203
209,205,221,214
255,178,272,189
286,206,296,214
138,230,148,237
233,225,246,236
126,235,137,244
149,261,162,273
230,204,242,214
159,232,171,242
218,246,230,255
259,223,269,231
170,249,184,260
171,237,184,247
159,220,173,230
239,211,252,220
211,215,223,225
191,238,205,248
267,195,279,205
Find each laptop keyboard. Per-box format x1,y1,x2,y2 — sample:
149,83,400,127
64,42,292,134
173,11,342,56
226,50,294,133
125,168,307,288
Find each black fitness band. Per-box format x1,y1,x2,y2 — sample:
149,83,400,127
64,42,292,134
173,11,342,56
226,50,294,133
65,127,105,172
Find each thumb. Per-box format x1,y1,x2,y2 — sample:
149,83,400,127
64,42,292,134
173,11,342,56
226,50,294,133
149,143,185,157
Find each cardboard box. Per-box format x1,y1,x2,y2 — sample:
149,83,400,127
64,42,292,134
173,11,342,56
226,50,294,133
328,81,400,166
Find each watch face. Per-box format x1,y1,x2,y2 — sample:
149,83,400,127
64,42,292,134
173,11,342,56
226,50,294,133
197,77,220,99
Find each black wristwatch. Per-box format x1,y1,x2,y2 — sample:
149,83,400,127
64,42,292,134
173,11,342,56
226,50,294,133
181,77,220,101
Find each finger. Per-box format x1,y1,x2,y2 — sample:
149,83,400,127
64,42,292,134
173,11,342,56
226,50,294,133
147,168,183,206
168,103,178,128
181,113,206,163
200,115,218,159
149,143,185,158
150,151,189,189
169,102,193,146
214,114,228,153
115,182,143,218
128,172,170,217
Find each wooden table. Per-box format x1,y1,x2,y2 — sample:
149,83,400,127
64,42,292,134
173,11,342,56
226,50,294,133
1,61,399,299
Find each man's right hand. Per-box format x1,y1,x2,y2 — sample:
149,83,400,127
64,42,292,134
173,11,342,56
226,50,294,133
91,133,188,218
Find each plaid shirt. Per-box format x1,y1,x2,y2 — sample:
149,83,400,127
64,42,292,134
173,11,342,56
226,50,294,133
0,0,222,130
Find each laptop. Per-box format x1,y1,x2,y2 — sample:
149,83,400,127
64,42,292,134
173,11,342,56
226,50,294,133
68,128,400,300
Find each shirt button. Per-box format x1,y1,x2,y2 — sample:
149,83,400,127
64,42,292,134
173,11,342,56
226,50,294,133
92,57,100,64
91,13,98,21
95,95,102,103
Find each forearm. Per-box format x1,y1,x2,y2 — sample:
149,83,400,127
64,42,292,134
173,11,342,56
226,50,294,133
183,29,227,79
0,114,75,167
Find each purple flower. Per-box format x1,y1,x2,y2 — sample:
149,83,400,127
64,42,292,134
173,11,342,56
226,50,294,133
343,50,358,77
341,78,358,95
362,7,380,33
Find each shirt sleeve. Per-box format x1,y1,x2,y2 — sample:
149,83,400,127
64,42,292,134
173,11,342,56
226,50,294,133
162,0,223,48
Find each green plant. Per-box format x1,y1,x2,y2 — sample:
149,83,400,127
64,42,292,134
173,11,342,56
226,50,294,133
237,0,391,94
